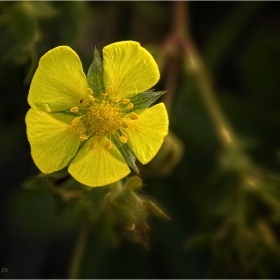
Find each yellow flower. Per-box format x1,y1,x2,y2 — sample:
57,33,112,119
26,41,169,187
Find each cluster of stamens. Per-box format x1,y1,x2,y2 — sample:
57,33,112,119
69,86,138,150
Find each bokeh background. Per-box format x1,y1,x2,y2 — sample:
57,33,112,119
1,1,280,278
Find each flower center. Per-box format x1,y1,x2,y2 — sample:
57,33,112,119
69,87,139,148
85,100,122,136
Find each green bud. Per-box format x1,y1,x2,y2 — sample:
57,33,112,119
125,176,142,190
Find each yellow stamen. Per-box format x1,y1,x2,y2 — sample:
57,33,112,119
88,95,95,102
70,107,79,113
85,101,122,136
119,135,127,144
108,86,113,93
122,133,128,140
79,134,88,141
87,88,93,95
106,140,113,150
77,127,84,134
69,124,76,130
72,117,80,125
127,103,134,110
112,97,119,103
121,122,128,128
102,90,107,96
122,99,130,104
130,112,138,120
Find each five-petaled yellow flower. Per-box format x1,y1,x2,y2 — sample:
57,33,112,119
26,41,169,187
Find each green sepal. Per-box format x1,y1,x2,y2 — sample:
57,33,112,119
125,176,142,190
87,48,104,99
111,133,139,174
122,90,167,113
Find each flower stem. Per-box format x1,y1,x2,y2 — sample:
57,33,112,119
68,224,89,279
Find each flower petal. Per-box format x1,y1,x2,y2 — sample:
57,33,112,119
103,41,160,100
28,46,89,112
26,108,81,173
123,103,169,164
68,136,130,187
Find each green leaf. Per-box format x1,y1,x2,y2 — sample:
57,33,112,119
87,48,104,99
123,90,166,113
111,133,139,174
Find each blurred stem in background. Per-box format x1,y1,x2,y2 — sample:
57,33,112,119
157,1,280,278
68,221,89,279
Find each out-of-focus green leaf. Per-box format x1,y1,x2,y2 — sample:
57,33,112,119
7,189,84,238
21,2,58,19
9,4,38,48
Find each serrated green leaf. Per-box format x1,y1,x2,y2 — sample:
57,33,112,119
111,133,139,174
87,49,104,99
123,90,166,113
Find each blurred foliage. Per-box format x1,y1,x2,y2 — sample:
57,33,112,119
1,1,280,279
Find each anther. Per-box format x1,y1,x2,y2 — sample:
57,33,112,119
108,86,113,93
77,127,84,134
70,107,79,113
121,122,128,128
127,103,134,110
102,90,107,96
87,88,93,95
112,97,119,103
122,133,128,140
122,99,130,104
119,135,127,144
79,134,88,141
106,140,113,150
72,117,80,125
69,124,76,130
130,112,138,120
88,95,95,102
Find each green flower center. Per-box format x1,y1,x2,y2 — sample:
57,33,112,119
85,100,122,136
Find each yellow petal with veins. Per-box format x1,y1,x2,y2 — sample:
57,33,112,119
103,41,160,100
26,108,81,173
28,46,88,112
123,103,169,164
68,136,130,187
